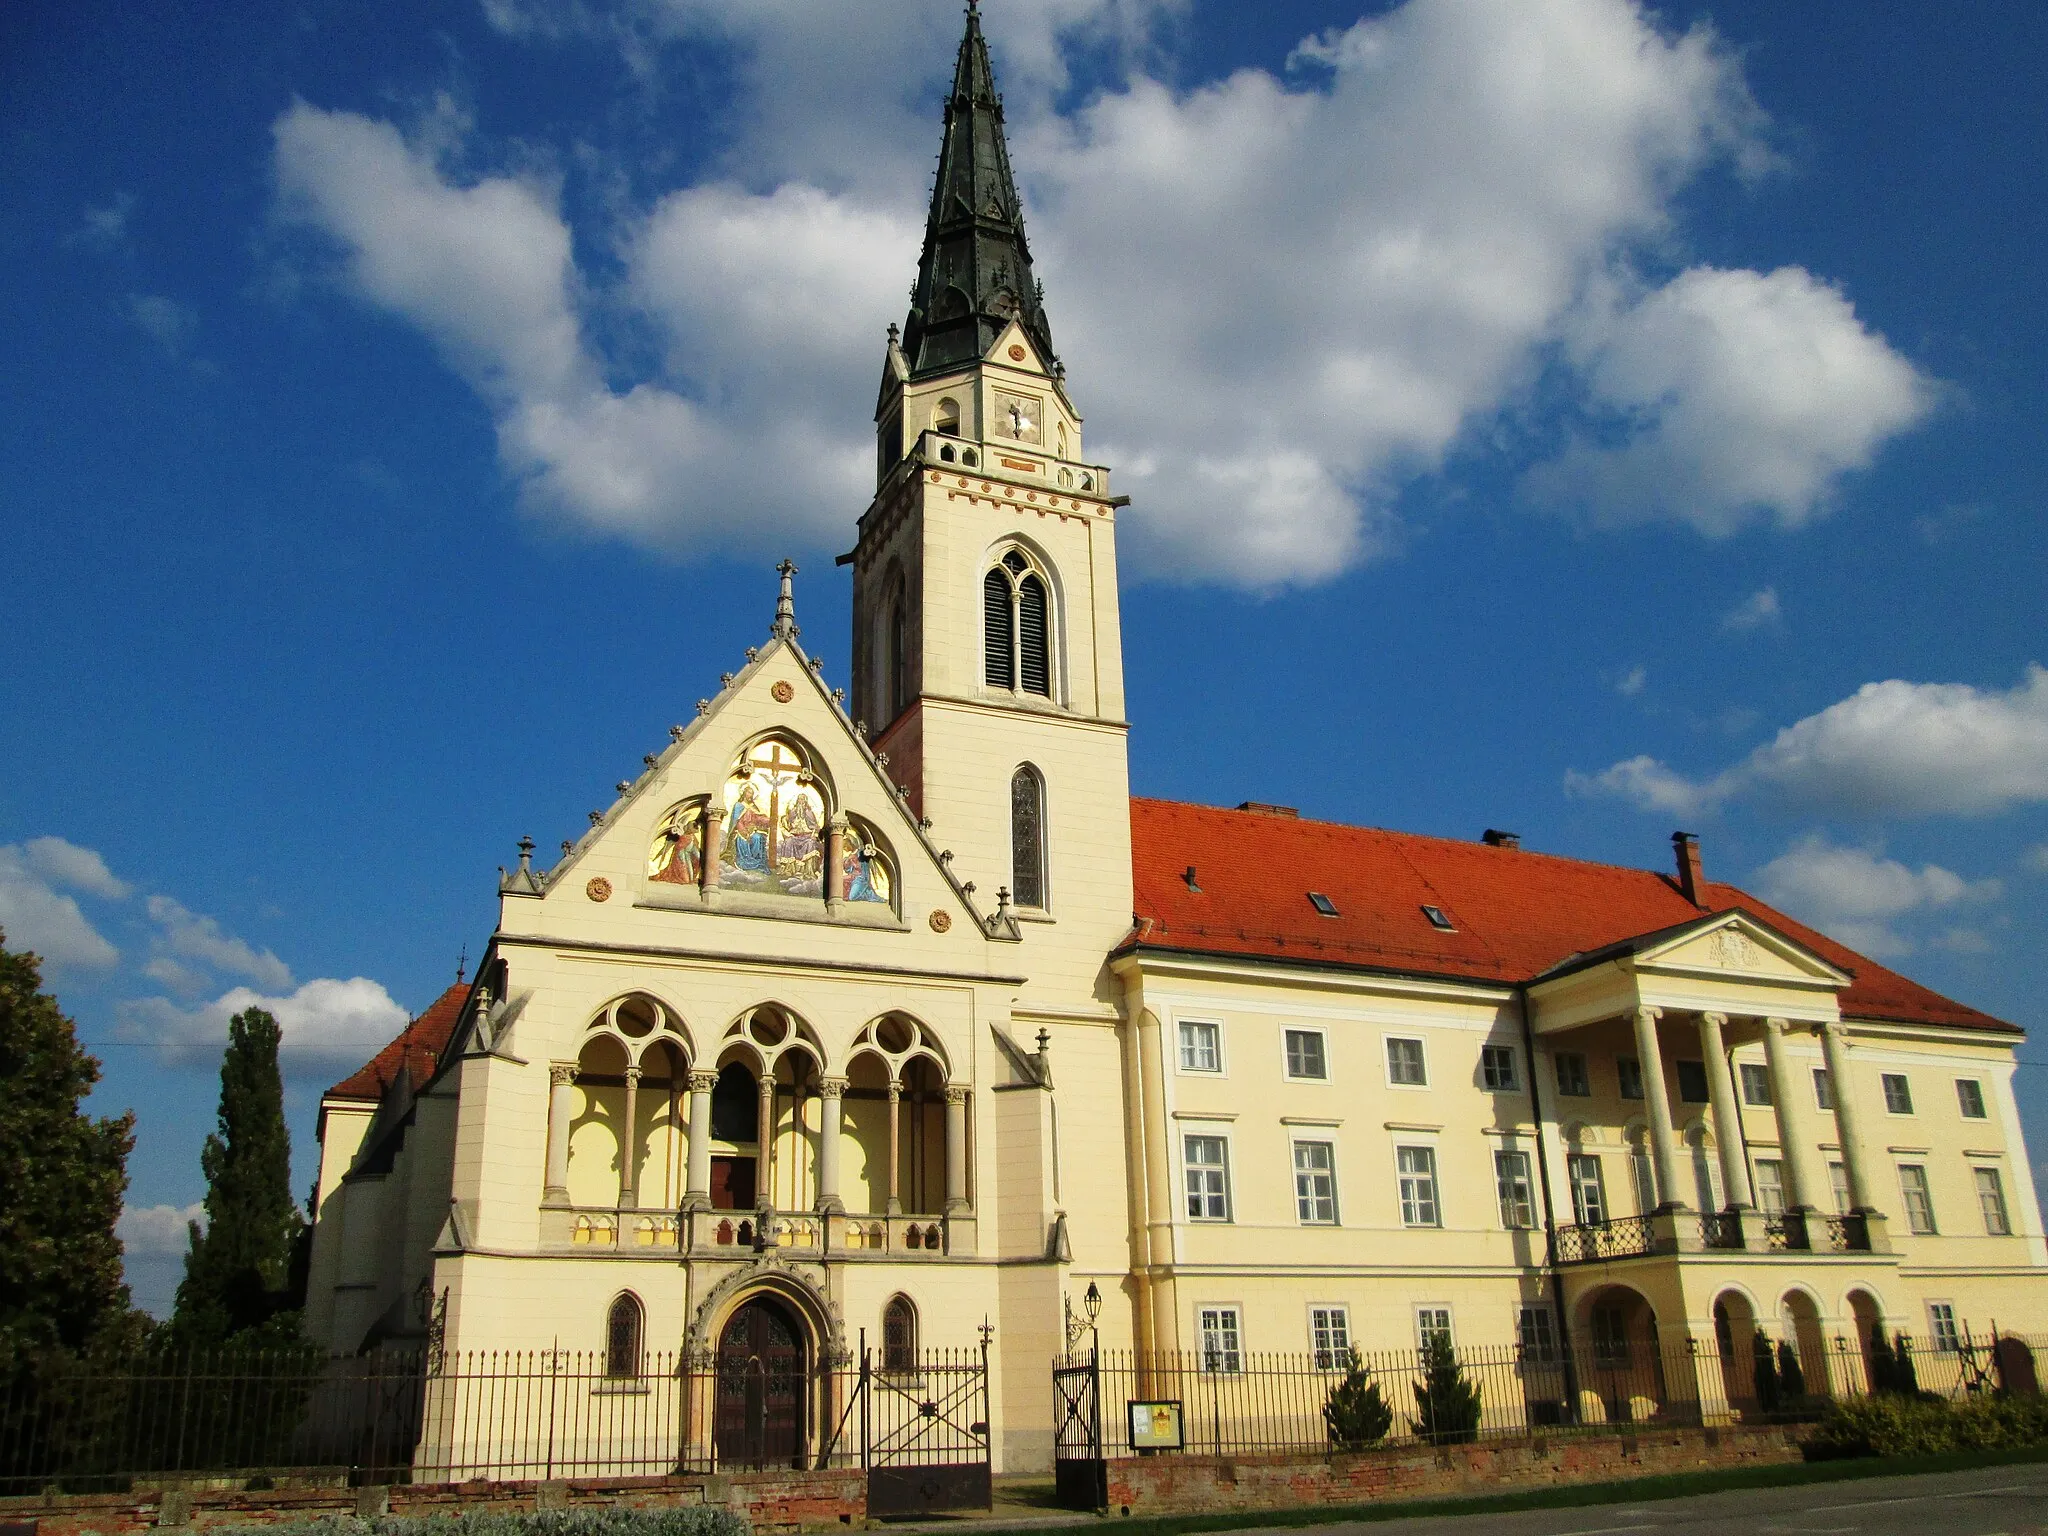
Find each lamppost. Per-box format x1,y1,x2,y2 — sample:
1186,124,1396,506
1064,1279,1102,1356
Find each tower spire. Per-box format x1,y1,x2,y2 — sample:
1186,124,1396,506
899,1,1056,378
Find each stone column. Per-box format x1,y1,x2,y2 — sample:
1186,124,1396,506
684,1068,716,1211
1697,1013,1751,1209
544,1063,576,1205
886,1081,904,1216
701,805,726,894
816,1078,846,1213
944,1085,970,1214
757,1070,778,1210
1762,1018,1824,1212
1632,1005,1684,1209
1822,1022,1881,1213
825,820,848,916
619,1065,642,1208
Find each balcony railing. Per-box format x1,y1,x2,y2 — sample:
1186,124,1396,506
1551,1215,1660,1264
1698,1210,1745,1250
1819,1212,1873,1252
1762,1211,1810,1251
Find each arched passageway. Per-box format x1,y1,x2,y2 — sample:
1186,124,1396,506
715,1294,809,1470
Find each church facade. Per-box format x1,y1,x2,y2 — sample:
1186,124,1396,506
304,6,2047,1476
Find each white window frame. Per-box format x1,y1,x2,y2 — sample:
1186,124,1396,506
1396,1143,1441,1227
1517,1304,1559,1362
1956,1079,1988,1120
1927,1301,1960,1353
1754,1157,1786,1214
1183,1132,1233,1221
1616,1055,1644,1100
1385,1035,1429,1088
1480,1043,1519,1092
1282,1026,1329,1082
1882,1072,1914,1115
1415,1306,1454,1353
1292,1138,1339,1225
1309,1305,1351,1370
1494,1147,1536,1229
1828,1160,1851,1215
1975,1165,2011,1236
1812,1067,1834,1110
1566,1152,1606,1225
1177,1019,1223,1075
1555,1052,1591,1098
1198,1305,1243,1373
1898,1163,1936,1234
1739,1063,1773,1107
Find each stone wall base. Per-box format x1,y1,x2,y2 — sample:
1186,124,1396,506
0,1467,865,1536
1103,1424,1808,1516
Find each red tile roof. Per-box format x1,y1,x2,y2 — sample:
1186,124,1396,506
1126,798,2014,1034
326,982,472,1102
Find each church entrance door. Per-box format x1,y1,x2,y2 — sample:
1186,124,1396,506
715,1296,805,1469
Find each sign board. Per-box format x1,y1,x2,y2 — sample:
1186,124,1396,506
1127,1399,1184,1451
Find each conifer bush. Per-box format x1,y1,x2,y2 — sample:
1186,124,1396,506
1323,1350,1394,1452
1411,1333,1482,1446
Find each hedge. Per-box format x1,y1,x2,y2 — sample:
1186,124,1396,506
1809,1393,2048,1458
222,1509,749,1536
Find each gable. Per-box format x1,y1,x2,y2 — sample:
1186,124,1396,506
1636,913,1850,989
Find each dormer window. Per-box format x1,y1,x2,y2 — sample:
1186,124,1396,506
983,549,1052,697
1308,892,1338,917
1422,904,1455,931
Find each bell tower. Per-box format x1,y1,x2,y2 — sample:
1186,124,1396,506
846,0,1131,1002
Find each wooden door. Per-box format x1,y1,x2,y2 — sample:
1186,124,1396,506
715,1298,804,1469
710,1154,756,1210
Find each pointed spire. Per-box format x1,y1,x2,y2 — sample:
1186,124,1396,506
900,1,1056,378
772,558,800,640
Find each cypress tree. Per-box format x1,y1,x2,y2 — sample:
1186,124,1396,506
173,1007,303,1342
0,931,136,1361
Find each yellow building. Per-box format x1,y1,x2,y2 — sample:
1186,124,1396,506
304,3,2045,1477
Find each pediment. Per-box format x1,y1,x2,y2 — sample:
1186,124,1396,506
985,318,1047,376
1634,912,1850,989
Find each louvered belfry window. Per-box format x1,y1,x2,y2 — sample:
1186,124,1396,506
1011,765,1045,908
984,549,1051,697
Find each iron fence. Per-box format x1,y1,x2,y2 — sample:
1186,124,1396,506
1054,1328,2048,1464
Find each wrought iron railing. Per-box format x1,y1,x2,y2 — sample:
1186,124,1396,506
1551,1215,1659,1264
1699,1210,1745,1250
1762,1210,1811,1251
1818,1213,1872,1252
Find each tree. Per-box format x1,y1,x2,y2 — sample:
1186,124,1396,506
1412,1332,1483,1445
0,931,135,1361
1752,1330,1781,1415
1777,1338,1808,1401
1324,1350,1394,1451
173,1007,303,1342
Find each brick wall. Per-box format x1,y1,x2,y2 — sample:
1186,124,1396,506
1103,1424,1807,1516
0,1467,864,1536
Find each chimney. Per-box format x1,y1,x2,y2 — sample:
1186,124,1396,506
1482,829,1520,849
1672,831,1704,905
1236,802,1298,818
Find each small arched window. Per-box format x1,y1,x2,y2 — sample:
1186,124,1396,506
606,1292,644,1379
883,1295,917,1374
934,398,960,436
983,550,1052,698
1011,765,1046,910
887,594,909,721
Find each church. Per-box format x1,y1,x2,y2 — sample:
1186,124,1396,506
303,3,2046,1477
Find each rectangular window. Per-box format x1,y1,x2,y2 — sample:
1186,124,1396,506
1630,1149,1657,1216
1829,1161,1851,1215
1199,1307,1243,1373
1976,1167,2011,1235
1283,1028,1327,1080
1883,1073,1914,1114
1754,1157,1786,1215
1480,1044,1519,1092
1494,1149,1536,1229
1386,1037,1428,1086
1675,1060,1710,1104
1555,1052,1591,1097
1415,1307,1453,1352
1310,1306,1351,1371
1956,1079,1988,1119
1928,1302,1960,1354
1293,1141,1339,1224
1616,1056,1644,1100
1566,1153,1606,1226
1178,1020,1221,1073
1184,1135,1231,1221
1591,1304,1631,1365
1813,1067,1834,1111
1517,1305,1559,1362
1899,1164,1936,1234
1740,1063,1773,1106
1397,1145,1440,1227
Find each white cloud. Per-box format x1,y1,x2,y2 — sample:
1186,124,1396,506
117,1202,205,1258
0,844,120,970
1752,833,1999,958
2026,843,2048,875
271,0,1932,589
129,293,199,356
1523,266,1933,533
1616,664,1647,698
71,192,133,252
145,895,293,991
1569,664,2048,819
24,836,132,899
120,976,411,1067
1721,586,1781,632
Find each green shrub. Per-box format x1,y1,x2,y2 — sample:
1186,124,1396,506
1323,1350,1394,1452
1809,1392,2048,1458
1412,1334,1482,1447
227,1508,750,1536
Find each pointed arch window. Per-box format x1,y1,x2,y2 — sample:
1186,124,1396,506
1011,765,1046,910
883,1295,918,1374
606,1292,644,1379
887,596,908,720
983,549,1052,698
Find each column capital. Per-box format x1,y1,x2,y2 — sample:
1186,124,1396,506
549,1062,578,1087
688,1068,719,1094
1763,1016,1790,1037
1633,1004,1664,1023
818,1077,848,1099
887,1080,903,1101
1699,1010,1728,1028
944,1084,970,1106
623,1064,643,1084
1822,1019,1850,1041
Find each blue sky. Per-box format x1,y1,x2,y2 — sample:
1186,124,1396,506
4,0,2044,1316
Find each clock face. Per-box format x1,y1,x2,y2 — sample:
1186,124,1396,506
993,389,1042,444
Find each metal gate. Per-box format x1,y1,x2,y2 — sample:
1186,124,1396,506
1051,1350,1105,1511
857,1339,991,1517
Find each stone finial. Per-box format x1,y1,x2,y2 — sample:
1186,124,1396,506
670,724,686,741
720,672,735,688
772,558,801,640
616,781,632,794
831,688,845,705
745,646,759,662
696,699,710,716
561,840,574,855
643,754,658,768
588,810,604,826
516,836,535,875
996,885,1012,916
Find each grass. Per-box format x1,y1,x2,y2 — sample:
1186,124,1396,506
979,1444,2048,1536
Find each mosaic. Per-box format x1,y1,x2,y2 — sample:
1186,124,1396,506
647,801,705,887
841,827,892,905
721,738,825,897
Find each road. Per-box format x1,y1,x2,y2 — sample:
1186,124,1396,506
1254,1464,2048,1536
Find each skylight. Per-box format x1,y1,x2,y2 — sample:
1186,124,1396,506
1308,892,1338,917
1421,904,1455,931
